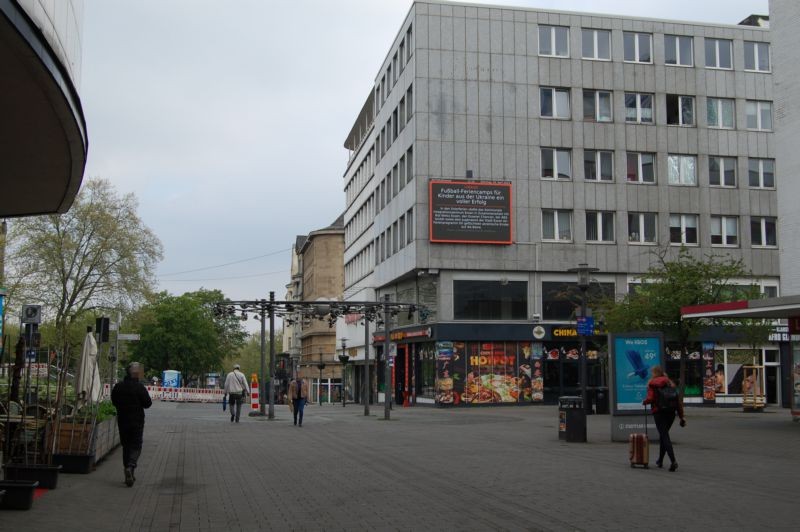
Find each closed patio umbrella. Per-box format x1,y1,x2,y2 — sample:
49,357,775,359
76,329,101,404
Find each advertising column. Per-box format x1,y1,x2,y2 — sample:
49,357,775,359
609,333,664,442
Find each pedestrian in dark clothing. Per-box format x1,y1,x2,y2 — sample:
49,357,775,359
643,366,686,472
111,362,152,487
288,377,309,426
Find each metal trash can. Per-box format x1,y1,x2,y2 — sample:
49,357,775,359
558,396,587,442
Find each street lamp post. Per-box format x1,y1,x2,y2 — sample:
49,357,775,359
339,337,349,407
317,351,326,405
383,294,392,420
568,263,599,417
363,314,370,416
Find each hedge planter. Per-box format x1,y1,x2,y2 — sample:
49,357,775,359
0,480,39,510
51,417,120,474
2,464,62,489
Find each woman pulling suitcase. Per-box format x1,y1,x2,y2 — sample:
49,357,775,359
643,366,686,471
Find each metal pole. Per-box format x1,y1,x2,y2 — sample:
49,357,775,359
580,288,588,415
363,316,370,416
383,294,392,420
259,301,266,416
112,312,121,385
268,291,276,419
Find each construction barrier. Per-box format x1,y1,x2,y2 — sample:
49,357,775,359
250,373,259,410
144,386,225,403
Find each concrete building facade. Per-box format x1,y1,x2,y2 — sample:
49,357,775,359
341,1,782,407
296,216,346,403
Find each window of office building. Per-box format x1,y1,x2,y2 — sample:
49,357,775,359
539,25,569,57
628,212,657,244
705,38,732,69
667,155,697,185
669,214,699,245
581,29,610,60
625,93,653,123
586,211,615,242
744,41,770,72
711,215,738,247
746,100,773,131
665,35,693,66
709,156,736,187
542,210,572,241
542,281,615,321
541,87,571,119
542,148,572,179
707,98,735,129
583,89,612,122
748,158,775,188
584,150,613,181
623,32,652,63
626,152,656,183
666,95,694,126
750,217,777,247
453,280,527,320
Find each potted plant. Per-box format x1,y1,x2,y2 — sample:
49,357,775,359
51,400,119,473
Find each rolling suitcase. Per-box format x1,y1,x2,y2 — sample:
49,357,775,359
629,408,649,468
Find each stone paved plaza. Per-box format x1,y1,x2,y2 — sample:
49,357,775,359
2,401,798,531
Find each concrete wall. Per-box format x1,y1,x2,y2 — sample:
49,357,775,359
771,0,800,296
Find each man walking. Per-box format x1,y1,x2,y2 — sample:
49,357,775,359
288,376,309,426
111,362,152,487
224,364,250,423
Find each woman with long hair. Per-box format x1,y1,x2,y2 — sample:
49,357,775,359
643,366,686,471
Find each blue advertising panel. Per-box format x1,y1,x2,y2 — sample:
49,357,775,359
611,333,663,414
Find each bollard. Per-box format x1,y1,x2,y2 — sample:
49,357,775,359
250,373,259,411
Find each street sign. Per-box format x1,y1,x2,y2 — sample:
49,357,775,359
576,316,595,336
118,333,141,341
22,304,42,324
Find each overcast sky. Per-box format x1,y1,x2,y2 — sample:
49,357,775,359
81,0,768,321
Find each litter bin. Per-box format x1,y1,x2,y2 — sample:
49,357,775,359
558,396,587,442
594,387,609,415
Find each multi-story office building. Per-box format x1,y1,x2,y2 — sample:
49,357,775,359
1,0,87,217
340,1,781,408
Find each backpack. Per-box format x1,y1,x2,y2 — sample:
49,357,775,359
657,385,679,413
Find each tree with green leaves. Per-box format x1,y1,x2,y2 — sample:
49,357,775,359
221,331,283,381
132,289,247,384
596,247,768,397
3,179,163,355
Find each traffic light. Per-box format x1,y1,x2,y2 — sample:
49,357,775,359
95,317,110,343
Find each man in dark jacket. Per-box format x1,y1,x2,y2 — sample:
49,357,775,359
111,362,152,487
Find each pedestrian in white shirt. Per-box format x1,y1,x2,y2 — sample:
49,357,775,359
224,364,250,423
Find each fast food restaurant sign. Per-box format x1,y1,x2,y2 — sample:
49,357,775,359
429,180,512,244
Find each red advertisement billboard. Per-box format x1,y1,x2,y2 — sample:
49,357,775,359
429,180,512,244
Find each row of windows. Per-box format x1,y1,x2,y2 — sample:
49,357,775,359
345,193,375,247
451,279,777,322
344,242,375,288
376,24,413,113
376,147,414,215
345,146,375,207
375,208,414,266
539,149,775,189
376,84,413,164
539,26,769,72
540,88,773,131
538,209,777,248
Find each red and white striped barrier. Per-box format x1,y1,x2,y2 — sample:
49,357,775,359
144,386,225,403
250,374,259,410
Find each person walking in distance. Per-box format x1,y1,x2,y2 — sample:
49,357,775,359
224,364,250,423
288,376,309,426
111,362,153,487
643,366,686,471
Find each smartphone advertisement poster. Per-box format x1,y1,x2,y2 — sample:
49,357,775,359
610,333,663,414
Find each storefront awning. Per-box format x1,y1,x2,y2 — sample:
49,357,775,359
681,295,800,325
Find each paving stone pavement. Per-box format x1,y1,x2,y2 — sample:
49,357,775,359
1,401,798,531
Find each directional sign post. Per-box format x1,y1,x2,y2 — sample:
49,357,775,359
117,333,140,341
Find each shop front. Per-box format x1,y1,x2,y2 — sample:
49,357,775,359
373,323,606,407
